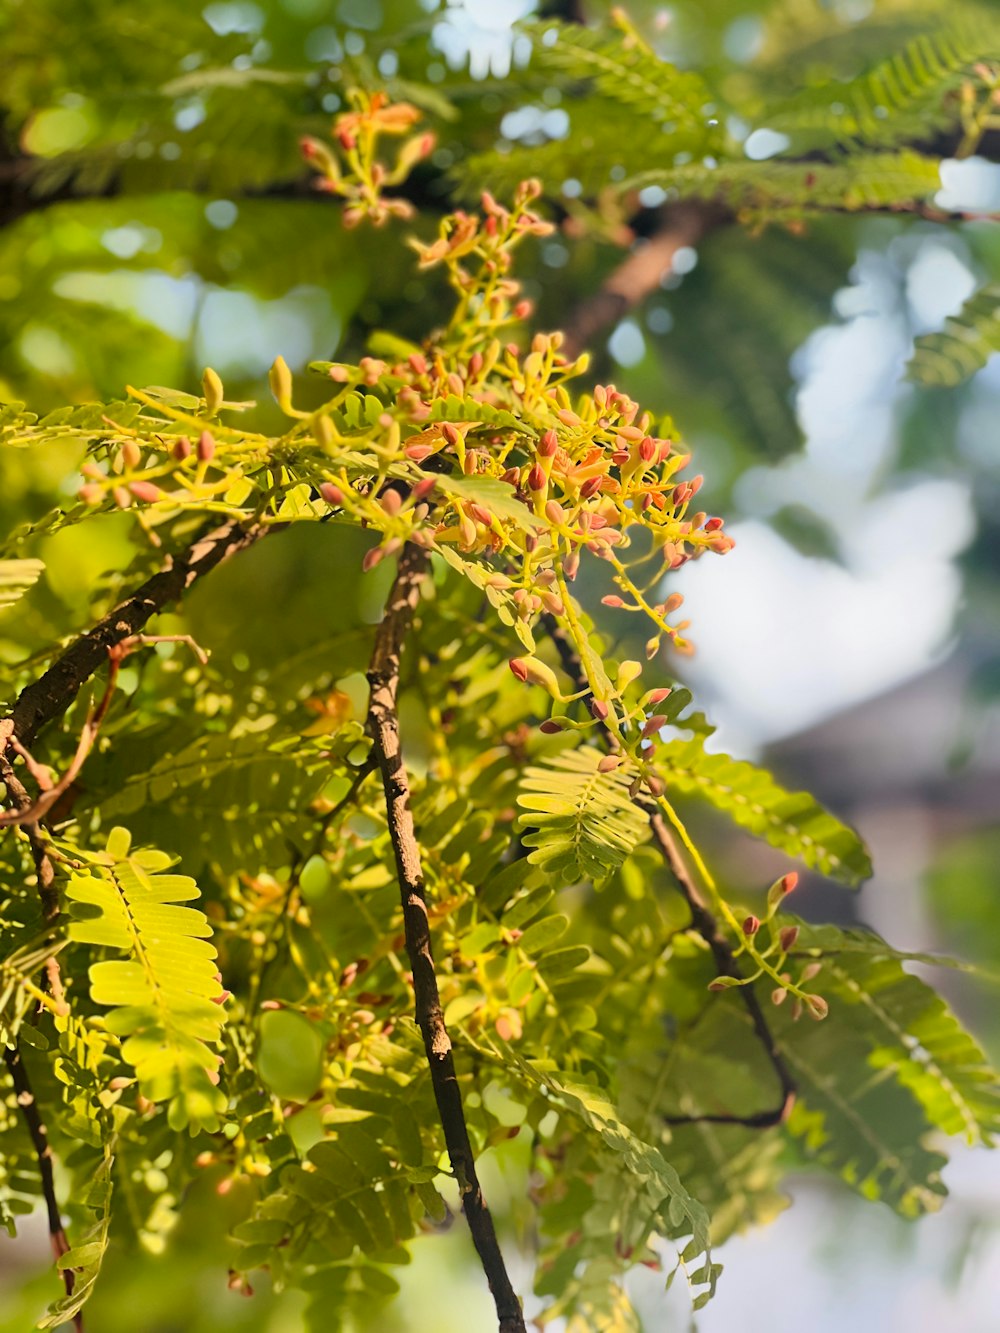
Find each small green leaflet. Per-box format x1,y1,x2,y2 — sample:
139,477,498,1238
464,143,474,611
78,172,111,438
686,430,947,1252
436,473,545,533
0,558,44,611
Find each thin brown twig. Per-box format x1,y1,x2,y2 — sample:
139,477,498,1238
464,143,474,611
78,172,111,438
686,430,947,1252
560,202,720,359
541,613,796,1128
2,1044,81,1330
366,543,525,1333
1,518,263,757
1,634,209,830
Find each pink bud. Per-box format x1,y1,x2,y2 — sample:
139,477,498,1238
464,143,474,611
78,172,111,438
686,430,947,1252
320,482,343,507
601,595,625,608
664,592,684,612
405,442,433,462
590,699,609,721
362,546,384,572
539,719,565,734
597,755,620,773
412,477,437,502
509,658,529,683
173,435,192,460
408,353,428,375
779,926,800,951
129,480,163,503
538,429,558,457
638,437,656,463
644,688,671,705
804,994,829,1021
580,476,602,499
742,915,761,937
528,464,546,491
545,500,565,524
380,489,402,517
704,516,724,532
197,430,215,462
641,714,667,738
781,873,798,896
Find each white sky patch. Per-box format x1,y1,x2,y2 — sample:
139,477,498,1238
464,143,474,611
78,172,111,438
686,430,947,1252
937,156,1000,213
671,508,969,750
432,0,536,79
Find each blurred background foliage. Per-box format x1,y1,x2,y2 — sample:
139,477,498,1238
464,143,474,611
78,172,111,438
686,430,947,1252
1,0,999,1328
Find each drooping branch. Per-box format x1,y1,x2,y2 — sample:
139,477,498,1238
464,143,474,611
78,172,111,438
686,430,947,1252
366,544,525,1333
541,614,795,1128
646,812,796,1127
1,1043,81,1331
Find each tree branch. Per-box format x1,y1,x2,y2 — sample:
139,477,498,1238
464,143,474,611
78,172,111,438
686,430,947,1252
366,544,525,1333
2,1043,81,1332
2,518,264,757
541,614,795,1128
561,202,717,359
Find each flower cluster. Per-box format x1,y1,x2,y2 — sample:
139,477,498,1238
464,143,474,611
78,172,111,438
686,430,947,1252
300,89,434,227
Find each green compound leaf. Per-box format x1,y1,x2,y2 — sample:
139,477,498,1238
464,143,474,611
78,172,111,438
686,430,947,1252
622,151,942,218
908,281,1000,387
66,827,227,1132
774,942,1000,1215
814,946,1000,1144
655,738,872,885
521,19,721,156
764,14,1000,150
517,747,650,883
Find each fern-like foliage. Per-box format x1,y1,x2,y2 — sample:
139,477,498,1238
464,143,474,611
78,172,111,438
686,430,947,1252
654,737,871,885
65,827,226,1132
808,946,1000,1144
522,19,721,154
623,151,943,220
772,936,1000,1214
763,11,1000,150
92,726,366,880
517,748,651,883
907,282,1000,386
